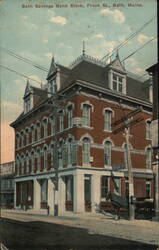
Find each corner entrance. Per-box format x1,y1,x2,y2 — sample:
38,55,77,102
65,175,74,211
84,175,91,212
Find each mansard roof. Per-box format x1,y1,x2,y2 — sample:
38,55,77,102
60,57,149,102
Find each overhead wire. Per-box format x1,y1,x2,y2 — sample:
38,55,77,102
100,16,156,62
0,46,48,72
0,64,45,85
121,37,156,62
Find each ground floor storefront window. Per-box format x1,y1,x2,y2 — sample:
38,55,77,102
65,175,73,211
40,179,48,209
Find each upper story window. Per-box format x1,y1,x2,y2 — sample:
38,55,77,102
50,79,57,94
43,119,48,138
146,120,152,139
104,141,112,166
83,137,90,164
112,74,124,92
82,104,91,127
146,147,152,169
24,97,31,113
108,69,126,94
59,111,64,132
104,110,113,132
68,105,73,128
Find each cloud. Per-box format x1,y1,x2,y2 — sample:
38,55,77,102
45,52,53,59
29,75,46,86
137,34,154,44
94,33,104,39
21,15,37,30
103,40,118,53
100,8,125,24
134,67,145,74
43,39,48,44
50,16,67,25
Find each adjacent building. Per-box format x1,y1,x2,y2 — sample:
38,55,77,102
0,161,15,208
146,63,159,220
10,53,153,214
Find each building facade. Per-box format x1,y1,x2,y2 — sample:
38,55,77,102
146,63,159,220
0,161,15,208
11,53,153,214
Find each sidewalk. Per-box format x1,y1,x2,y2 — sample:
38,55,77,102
1,209,159,247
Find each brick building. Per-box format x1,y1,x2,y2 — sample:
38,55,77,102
146,63,159,220
0,161,15,208
10,53,153,214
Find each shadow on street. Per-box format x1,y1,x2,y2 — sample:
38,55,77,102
0,217,157,250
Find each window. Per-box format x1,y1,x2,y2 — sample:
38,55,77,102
43,119,48,138
66,176,73,202
68,106,73,128
50,79,56,93
44,147,47,170
82,104,91,127
41,179,48,202
68,139,73,165
104,141,112,165
51,117,55,135
24,97,31,113
104,110,112,131
146,147,152,169
59,111,64,132
31,126,35,143
146,181,151,198
112,73,123,92
101,176,109,198
114,178,121,195
37,123,41,140
83,138,90,164
146,120,152,139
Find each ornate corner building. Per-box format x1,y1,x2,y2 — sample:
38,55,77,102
10,53,153,214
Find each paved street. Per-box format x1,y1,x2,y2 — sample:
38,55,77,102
0,210,159,250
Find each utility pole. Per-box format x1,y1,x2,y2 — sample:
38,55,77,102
113,106,143,220
124,127,135,220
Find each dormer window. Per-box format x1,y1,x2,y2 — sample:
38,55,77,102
50,79,56,94
109,70,126,94
112,73,123,92
108,54,127,94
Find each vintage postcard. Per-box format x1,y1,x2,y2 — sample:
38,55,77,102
0,0,158,249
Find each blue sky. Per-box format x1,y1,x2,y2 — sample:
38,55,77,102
0,0,157,162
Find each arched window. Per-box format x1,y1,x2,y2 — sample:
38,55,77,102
104,110,112,132
82,104,91,127
104,141,112,166
68,105,73,128
83,138,90,164
43,146,48,170
146,147,152,169
59,111,64,132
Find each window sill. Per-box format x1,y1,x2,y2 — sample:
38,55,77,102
146,138,152,140
104,165,112,170
103,130,112,133
81,126,93,130
82,163,91,167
